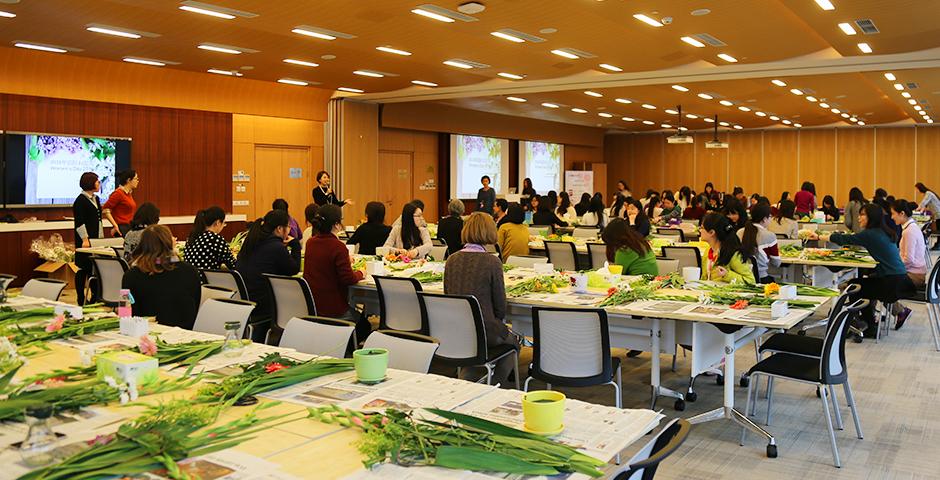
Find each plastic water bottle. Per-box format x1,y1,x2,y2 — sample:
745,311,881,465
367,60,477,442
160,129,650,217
117,289,132,319
19,405,58,467
524,211,533,225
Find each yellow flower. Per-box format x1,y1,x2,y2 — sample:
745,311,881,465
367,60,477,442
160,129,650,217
764,283,780,296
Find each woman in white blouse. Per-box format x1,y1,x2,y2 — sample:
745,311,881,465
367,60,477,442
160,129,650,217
383,203,432,258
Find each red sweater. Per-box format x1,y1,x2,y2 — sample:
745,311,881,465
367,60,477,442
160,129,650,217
102,188,136,225
303,234,364,317
794,190,815,215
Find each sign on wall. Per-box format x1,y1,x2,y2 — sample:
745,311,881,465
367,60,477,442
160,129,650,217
564,170,594,201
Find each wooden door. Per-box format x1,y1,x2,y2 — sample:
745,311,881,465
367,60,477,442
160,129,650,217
377,151,413,220
254,146,282,219
254,146,312,221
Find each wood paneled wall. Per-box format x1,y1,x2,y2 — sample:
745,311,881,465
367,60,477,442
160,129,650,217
606,126,940,204
0,93,232,219
378,128,440,222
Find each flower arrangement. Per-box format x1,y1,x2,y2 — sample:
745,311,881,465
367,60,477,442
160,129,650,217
308,405,607,477
6,315,120,350
229,230,248,257
29,233,75,263
410,271,444,284
384,252,412,263
194,353,353,404
598,284,698,307
0,304,109,327
506,275,568,297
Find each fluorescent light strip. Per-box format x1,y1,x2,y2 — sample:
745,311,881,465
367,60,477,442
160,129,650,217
806,96,818,102
860,121,869,125
831,108,841,113
733,125,743,130
179,5,236,19
599,63,622,72
571,108,587,114
815,0,835,11
551,49,579,59
615,98,632,104
697,93,713,100
207,68,241,76
411,8,455,22
819,103,830,108
719,100,734,106
841,113,850,118
291,28,336,40
665,109,678,115
122,57,165,66
782,120,792,125
717,53,738,63
584,91,602,97
541,102,559,108
622,117,635,121
506,96,526,102
86,26,141,38
884,72,896,81
661,124,672,128
411,80,438,87
771,79,787,87
794,123,803,128
908,99,917,105
642,120,655,125
278,78,308,86
0,11,16,18
719,121,730,126
680,36,705,48
790,88,803,95
755,111,767,117
14,42,67,53
599,112,614,118
858,43,872,53
376,46,411,56
633,14,663,27
704,118,715,123
641,104,656,109
686,114,699,119
498,72,524,80
198,44,241,54
338,87,364,93
838,22,856,35
894,83,905,90
353,70,384,78
284,58,319,67
769,116,780,121
443,60,473,69
672,85,689,92
490,31,524,43
738,106,751,112
901,92,912,98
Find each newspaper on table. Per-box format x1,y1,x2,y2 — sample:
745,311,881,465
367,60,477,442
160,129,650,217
0,406,128,449
342,463,599,480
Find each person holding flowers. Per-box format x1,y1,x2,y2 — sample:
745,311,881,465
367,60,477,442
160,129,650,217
737,203,780,283
699,212,756,284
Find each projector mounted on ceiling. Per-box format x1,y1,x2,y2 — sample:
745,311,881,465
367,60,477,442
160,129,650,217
666,105,693,144
705,114,729,149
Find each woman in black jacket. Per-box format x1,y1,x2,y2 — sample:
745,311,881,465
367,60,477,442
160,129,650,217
347,201,392,255
235,209,301,322
436,199,465,255
531,195,568,228
72,172,104,305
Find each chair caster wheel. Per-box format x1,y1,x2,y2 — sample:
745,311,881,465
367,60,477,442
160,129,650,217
686,392,698,402
716,374,724,386
797,330,806,336
740,375,750,388
815,387,821,398
852,333,863,344
766,444,778,458
674,399,686,411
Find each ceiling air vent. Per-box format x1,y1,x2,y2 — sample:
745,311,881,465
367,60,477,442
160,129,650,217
854,19,879,35
906,82,919,89
415,4,479,22
692,33,726,47
561,47,597,58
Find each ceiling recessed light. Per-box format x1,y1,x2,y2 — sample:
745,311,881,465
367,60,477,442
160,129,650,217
769,115,780,121
632,14,664,27
284,58,319,67
884,72,896,81
697,93,714,100
179,5,236,19
411,80,438,87
790,88,803,95
908,99,917,105
680,36,705,48
738,106,751,112
841,113,850,118
571,108,587,113
353,70,384,78
615,98,632,104
857,43,872,53
771,79,787,87
704,117,715,123
507,96,526,102
859,120,868,125
679,126,689,131
794,123,802,128
838,22,857,35
0,11,16,18
719,121,730,126
542,102,559,108
733,125,743,130
901,92,911,98
914,105,923,111
122,57,165,66
599,63,622,72
338,87,364,93
278,78,308,86
686,114,699,119
894,83,904,90
755,111,767,117
376,46,411,56
819,103,830,108
719,100,734,106
13,42,68,53
642,120,655,125
584,91,603,97
782,119,792,125
207,68,242,76
665,109,678,115
443,59,473,69
490,31,525,43
411,8,455,22
641,104,656,109
672,85,689,92
498,72,524,80
831,108,841,113
622,117,635,121
661,124,672,128
850,117,859,122
599,112,614,118
806,96,818,102
550,49,579,59
717,53,738,63
198,43,242,54
86,26,142,39
815,0,835,11
927,120,934,124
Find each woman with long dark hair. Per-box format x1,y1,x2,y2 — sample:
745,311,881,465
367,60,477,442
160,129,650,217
610,194,627,219
821,195,840,222
738,204,779,283
556,191,574,221
794,181,816,217
383,202,432,258
699,213,755,283
532,194,568,228
768,200,799,239
582,193,607,228
347,202,392,256
677,186,693,211
916,182,940,241
574,192,592,216
683,194,706,221
812,204,906,337
521,177,537,198
236,209,301,319
602,218,658,275
184,206,236,270
844,187,867,233
625,198,651,237
721,198,748,232
123,202,160,262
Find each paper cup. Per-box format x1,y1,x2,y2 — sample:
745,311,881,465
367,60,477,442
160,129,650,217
573,274,588,293
346,244,357,256
682,266,701,282
353,348,388,382
523,390,566,434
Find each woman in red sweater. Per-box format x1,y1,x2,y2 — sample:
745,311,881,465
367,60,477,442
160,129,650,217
102,169,139,236
793,181,816,217
303,204,370,340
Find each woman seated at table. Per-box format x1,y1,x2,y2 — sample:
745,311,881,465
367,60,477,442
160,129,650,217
644,194,661,220
721,198,748,232
556,191,575,222
821,195,841,222
609,194,627,219
889,199,927,329
123,202,160,263
444,212,520,386
682,194,706,221
122,225,201,330
581,194,607,228
384,202,432,259
602,218,658,275
235,209,301,321
346,201,392,256
497,204,529,261
653,193,682,225
184,206,237,270
737,204,780,284
811,204,907,337
767,200,799,239
272,198,302,241
844,187,867,233
304,204,371,341
300,203,318,254
699,213,756,284
437,199,465,255
531,195,568,228
625,198,651,237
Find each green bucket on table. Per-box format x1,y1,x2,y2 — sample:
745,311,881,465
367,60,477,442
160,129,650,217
522,390,566,434
353,348,389,382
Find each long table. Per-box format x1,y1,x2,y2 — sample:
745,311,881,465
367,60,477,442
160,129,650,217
0,295,661,479
349,263,835,458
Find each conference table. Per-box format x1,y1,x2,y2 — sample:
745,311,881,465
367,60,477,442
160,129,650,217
0,295,661,480
349,260,836,458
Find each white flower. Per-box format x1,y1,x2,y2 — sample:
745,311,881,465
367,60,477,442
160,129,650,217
103,376,118,388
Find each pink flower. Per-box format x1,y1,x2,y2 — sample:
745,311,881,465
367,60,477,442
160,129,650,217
380,417,390,426
45,315,65,333
350,416,364,427
87,434,114,446
401,256,412,263
138,336,158,356
265,362,288,373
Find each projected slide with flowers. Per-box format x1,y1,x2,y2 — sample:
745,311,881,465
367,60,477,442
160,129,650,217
519,141,563,195
24,135,118,205
450,134,510,199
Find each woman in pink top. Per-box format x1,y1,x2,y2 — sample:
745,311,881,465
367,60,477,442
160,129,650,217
890,199,927,329
793,181,816,217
